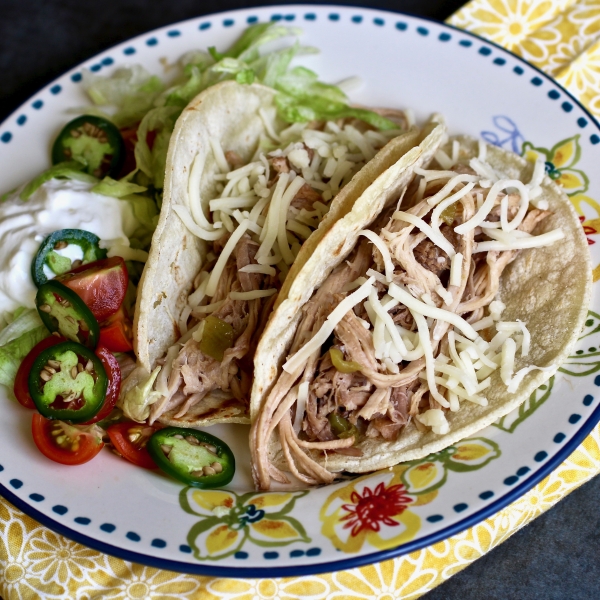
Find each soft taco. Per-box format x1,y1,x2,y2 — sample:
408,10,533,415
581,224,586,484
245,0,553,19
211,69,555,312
120,80,447,427
250,135,592,489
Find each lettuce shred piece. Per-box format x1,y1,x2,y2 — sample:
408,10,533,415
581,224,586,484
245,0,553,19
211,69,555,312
0,309,48,394
134,106,179,190
19,162,98,201
91,176,147,198
274,66,397,130
124,194,160,250
79,22,396,191
118,366,162,422
83,65,165,128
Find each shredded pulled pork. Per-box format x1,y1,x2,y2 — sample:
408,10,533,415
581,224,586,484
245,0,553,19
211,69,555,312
148,234,270,423
251,152,555,489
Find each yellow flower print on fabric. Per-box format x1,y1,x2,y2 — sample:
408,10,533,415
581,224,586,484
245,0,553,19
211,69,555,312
207,576,331,600
0,517,65,599
558,38,600,118
81,559,201,600
522,134,589,196
320,471,421,554
24,530,98,586
448,0,569,54
180,488,309,560
331,558,438,600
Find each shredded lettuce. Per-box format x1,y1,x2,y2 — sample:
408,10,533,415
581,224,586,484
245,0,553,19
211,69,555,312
274,66,397,130
91,176,147,198
0,308,44,346
80,22,396,192
1,188,16,203
83,66,165,128
20,162,98,201
0,309,48,394
134,106,179,189
118,366,162,422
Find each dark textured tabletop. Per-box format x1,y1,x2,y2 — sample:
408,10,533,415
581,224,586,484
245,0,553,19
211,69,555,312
1,1,599,597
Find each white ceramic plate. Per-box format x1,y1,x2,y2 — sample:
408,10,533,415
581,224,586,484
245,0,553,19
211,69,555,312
1,5,599,577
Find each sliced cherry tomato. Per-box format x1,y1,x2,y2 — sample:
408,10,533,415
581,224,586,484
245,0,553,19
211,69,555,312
31,413,104,465
99,305,133,352
83,346,121,424
119,127,138,177
56,256,128,322
119,126,157,178
106,422,158,469
14,336,65,409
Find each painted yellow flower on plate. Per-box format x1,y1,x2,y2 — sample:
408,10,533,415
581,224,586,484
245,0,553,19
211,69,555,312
181,488,309,560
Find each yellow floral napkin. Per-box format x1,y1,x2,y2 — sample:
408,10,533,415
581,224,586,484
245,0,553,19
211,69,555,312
2,2,600,598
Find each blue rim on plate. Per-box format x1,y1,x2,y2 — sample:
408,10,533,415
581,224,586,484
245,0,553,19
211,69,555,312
1,5,599,577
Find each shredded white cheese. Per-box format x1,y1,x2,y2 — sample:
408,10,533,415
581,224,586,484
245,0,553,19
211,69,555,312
283,277,375,375
229,289,277,301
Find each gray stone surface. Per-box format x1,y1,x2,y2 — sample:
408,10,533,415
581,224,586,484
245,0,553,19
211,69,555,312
426,473,600,599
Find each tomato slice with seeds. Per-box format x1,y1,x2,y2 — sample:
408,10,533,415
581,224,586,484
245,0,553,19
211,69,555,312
82,345,121,424
14,336,65,409
98,305,133,352
31,414,104,465
57,256,128,323
106,422,158,469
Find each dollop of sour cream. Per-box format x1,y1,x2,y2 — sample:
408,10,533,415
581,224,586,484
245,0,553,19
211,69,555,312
0,178,140,314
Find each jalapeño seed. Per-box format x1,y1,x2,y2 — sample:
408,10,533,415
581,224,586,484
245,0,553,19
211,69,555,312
70,129,81,138
203,466,216,476
70,366,78,379
44,365,56,374
202,443,217,455
79,320,89,332
39,304,52,313
72,259,83,268
173,434,184,440
52,331,62,338
40,370,52,382
48,359,60,369
66,316,76,325
77,363,84,373
54,240,68,250
128,433,141,443
160,444,172,456
190,470,204,477
85,360,93,372
185,435,200,446
211,462,223,473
